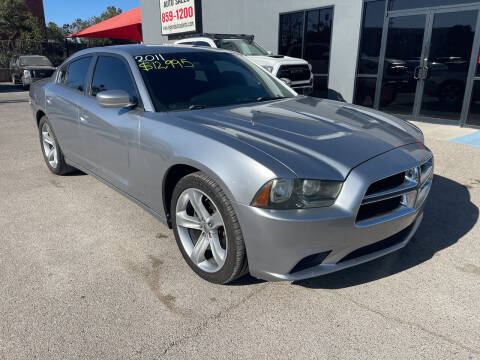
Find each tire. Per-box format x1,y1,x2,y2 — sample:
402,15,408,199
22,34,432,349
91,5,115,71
171,172,248,284
38,116,75,175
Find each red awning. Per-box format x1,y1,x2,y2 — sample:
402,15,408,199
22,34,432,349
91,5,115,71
68,8,142,42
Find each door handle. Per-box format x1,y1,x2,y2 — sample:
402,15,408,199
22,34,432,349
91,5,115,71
46,96,52,104
413,66,421,80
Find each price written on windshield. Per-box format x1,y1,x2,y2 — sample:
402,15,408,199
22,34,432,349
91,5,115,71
134,55,194,72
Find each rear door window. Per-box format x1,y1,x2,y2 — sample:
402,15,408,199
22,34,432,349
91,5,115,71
90,56,137,101
61,57,92,92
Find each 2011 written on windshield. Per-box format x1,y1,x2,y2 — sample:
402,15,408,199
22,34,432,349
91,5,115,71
134,54,194,72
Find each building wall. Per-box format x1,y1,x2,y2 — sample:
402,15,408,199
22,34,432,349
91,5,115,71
140,0,363,102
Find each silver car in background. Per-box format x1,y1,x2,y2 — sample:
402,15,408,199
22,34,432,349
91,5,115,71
29,45,433,284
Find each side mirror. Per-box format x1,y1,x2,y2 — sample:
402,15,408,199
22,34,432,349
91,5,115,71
280,78,292,87
267,50,273,55
96,90,136,108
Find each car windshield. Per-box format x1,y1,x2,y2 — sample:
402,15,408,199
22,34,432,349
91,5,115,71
217,39,269,56
19,56,52,66
135,51,294,112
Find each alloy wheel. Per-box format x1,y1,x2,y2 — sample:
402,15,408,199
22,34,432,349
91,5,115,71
41,122,58,169
175,188,227,273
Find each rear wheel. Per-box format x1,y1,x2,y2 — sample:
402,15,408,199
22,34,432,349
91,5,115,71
171,172,248,284
38,116,74,175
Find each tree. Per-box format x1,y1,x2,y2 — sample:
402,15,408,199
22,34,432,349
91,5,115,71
46,22,68,42
0,0,45,43
0,0,45,67
96,6,123,23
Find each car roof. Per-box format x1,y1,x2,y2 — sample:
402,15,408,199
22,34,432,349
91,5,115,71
70,44,228,59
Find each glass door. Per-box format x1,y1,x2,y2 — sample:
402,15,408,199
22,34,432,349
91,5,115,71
375,6,479,125
418,10,478,121
377,14,428,115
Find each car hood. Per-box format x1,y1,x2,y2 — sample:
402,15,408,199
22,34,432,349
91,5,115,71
169,97,422,180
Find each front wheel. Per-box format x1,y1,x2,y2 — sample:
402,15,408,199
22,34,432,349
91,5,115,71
171,172,248,284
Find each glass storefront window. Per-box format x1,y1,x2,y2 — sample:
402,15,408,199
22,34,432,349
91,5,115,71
390,0,480,11
279,12,304,58
419,10,477,120
379,15,427,115
476,49,480,76
357,0,386,75
354,0,386,107
354,77,378,106
304,8,333,74
467,81,480,126
279,8,334,98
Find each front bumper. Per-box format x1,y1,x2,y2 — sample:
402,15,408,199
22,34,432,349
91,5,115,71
235,143,432,281
22,76,33,86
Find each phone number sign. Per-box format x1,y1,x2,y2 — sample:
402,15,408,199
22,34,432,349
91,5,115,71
160,0,199,35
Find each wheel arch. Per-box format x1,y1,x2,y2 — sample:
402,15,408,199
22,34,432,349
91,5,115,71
161,159,239,229
36,110,46,127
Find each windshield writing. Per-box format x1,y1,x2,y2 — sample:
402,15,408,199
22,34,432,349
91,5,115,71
135,51,293,112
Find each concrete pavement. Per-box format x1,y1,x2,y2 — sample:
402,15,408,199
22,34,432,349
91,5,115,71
0,86,479,359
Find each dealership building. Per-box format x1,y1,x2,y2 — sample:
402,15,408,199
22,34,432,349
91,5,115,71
141,0,480,128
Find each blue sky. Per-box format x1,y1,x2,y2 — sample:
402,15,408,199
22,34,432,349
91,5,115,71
43,0,140,26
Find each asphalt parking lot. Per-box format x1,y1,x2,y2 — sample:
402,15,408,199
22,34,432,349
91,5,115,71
1,84,479,359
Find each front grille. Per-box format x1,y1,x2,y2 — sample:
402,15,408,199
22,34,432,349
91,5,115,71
277,65,311,82
339,222,414,263
356,196,402,222
365,172,405,195
32,69,54,78
356,171,414,224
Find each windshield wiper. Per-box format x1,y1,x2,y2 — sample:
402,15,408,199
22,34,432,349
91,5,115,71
256,96,285,102
188,104,207,110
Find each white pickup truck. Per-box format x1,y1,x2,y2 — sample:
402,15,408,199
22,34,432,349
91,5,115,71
174,34,313,95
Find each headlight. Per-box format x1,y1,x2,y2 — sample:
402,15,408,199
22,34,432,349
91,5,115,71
261,65,273,73
23,70,31,78
252,178,343,209
307,63,312,71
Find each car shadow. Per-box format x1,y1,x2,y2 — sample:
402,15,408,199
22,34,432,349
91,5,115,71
229,274,265,286
293,175,478,289
65,169,86,176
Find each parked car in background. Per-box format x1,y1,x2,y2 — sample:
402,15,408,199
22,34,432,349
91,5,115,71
10,55,56,90
29,45,433,284
174,34,314,95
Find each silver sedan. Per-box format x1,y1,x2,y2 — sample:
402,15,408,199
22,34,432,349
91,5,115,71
29,45,433,284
